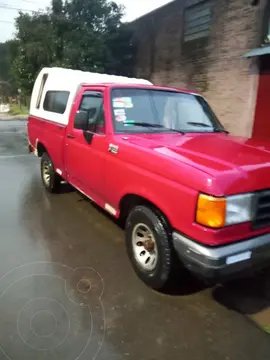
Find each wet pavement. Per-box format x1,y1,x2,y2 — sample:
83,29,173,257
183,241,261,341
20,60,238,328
0,118,269,360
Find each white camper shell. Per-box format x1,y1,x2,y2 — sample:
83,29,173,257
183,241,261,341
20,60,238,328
30,67,152,125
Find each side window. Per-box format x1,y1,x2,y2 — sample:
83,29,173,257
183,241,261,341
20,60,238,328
75,92,105,134
36,73,48,109
43,91,70,114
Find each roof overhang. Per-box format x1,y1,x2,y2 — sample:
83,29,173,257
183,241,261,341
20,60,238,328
242,46,270,58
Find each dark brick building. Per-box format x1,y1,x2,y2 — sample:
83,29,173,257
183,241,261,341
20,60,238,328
132,0,270,139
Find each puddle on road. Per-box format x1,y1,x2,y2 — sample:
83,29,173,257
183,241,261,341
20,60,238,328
0,132,28,156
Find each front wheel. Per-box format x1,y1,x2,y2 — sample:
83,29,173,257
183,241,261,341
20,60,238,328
41,152,61,193
125,205,175,290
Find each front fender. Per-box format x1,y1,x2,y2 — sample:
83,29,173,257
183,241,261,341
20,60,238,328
118,179,198,233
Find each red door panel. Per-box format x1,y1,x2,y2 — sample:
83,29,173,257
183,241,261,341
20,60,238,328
64,87,108,200
253,74,270,141
65,130,107,196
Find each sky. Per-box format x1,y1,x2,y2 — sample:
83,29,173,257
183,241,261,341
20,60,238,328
0,0,171,42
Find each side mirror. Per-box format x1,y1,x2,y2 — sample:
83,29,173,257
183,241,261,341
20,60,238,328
74,110,88,131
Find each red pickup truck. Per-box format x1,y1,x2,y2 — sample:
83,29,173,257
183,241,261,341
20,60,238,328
28,67,270,290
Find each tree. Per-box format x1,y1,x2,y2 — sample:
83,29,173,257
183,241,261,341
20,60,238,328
0,43,9,82
62,0,124,71
9,0,136,95
51,0,65,64
11,12,54,94
104,24,136,77
0,40,21,96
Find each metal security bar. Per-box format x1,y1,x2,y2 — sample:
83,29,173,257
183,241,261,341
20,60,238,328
184,0,213,42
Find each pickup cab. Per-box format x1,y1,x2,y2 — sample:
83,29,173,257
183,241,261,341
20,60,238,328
28,67,270,290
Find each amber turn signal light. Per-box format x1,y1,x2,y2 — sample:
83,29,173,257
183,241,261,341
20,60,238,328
196,194,226,229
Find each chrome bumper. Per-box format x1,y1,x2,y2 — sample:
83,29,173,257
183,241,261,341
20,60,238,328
172,232,270,279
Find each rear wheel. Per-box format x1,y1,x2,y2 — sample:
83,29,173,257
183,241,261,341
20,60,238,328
41,152,61,193
125,205,175,290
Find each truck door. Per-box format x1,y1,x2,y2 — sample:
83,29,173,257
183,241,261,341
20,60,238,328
64,87,108,200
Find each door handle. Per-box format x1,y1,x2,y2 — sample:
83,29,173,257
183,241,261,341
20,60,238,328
67,134,76,139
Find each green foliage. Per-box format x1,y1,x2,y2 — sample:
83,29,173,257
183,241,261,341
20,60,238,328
9,103,29,116
0,40,20,96
4,0,136,95
262,325,270,334
12,12,54,94
0,43,9,82
104,24,136,76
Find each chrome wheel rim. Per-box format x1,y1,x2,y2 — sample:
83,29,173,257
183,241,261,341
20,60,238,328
42,161,51,186
132,223,158,271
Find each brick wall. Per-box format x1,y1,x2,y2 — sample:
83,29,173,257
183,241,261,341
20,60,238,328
133,0,267,137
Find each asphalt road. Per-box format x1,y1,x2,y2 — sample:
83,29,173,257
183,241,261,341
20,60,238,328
0,118,269,360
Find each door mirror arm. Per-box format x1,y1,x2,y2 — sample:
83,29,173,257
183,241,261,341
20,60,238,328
83,131,94,144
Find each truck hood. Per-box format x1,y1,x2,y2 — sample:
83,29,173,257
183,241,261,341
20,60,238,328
123,132,270,194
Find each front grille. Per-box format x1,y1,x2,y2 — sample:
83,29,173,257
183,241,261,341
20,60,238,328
252,190,270,229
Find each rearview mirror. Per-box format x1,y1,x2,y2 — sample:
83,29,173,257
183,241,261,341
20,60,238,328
74,110,88,131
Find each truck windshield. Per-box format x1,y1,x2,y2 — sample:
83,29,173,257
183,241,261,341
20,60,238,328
111,88,226,134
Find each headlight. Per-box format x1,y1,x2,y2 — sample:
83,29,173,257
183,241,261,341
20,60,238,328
196,193,254,229
226,193,254,225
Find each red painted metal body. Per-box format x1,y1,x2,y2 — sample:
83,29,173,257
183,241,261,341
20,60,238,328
253,74,270,141
28,84,270,247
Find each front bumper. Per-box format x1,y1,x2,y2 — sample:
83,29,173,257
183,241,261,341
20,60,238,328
173,232,270,280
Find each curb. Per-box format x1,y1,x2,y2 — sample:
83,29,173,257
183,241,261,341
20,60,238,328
0,114,28,121
248,309,270,334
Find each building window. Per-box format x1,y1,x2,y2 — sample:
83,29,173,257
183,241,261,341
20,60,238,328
184,0,213,42
43,91,70,114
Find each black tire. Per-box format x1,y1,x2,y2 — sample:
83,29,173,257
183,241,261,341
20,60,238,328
125,205,175,290
40,152,61,193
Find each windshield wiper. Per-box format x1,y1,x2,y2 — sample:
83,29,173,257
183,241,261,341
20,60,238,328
186,122,212,128
124,122,184,134
186,122,228,133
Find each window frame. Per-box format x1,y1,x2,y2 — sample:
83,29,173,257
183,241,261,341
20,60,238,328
110,87,225,135
183,0,213,43
76,91,105,135
261,0,270,45
36,73,48,109
43,90,70,114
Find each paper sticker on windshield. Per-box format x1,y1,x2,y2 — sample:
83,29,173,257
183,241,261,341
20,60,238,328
125,102,133,108
113,101,125,108
116,115,127,122
114,109,126,116
113,97,133,108
114,97,132,103
123,97,133,108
